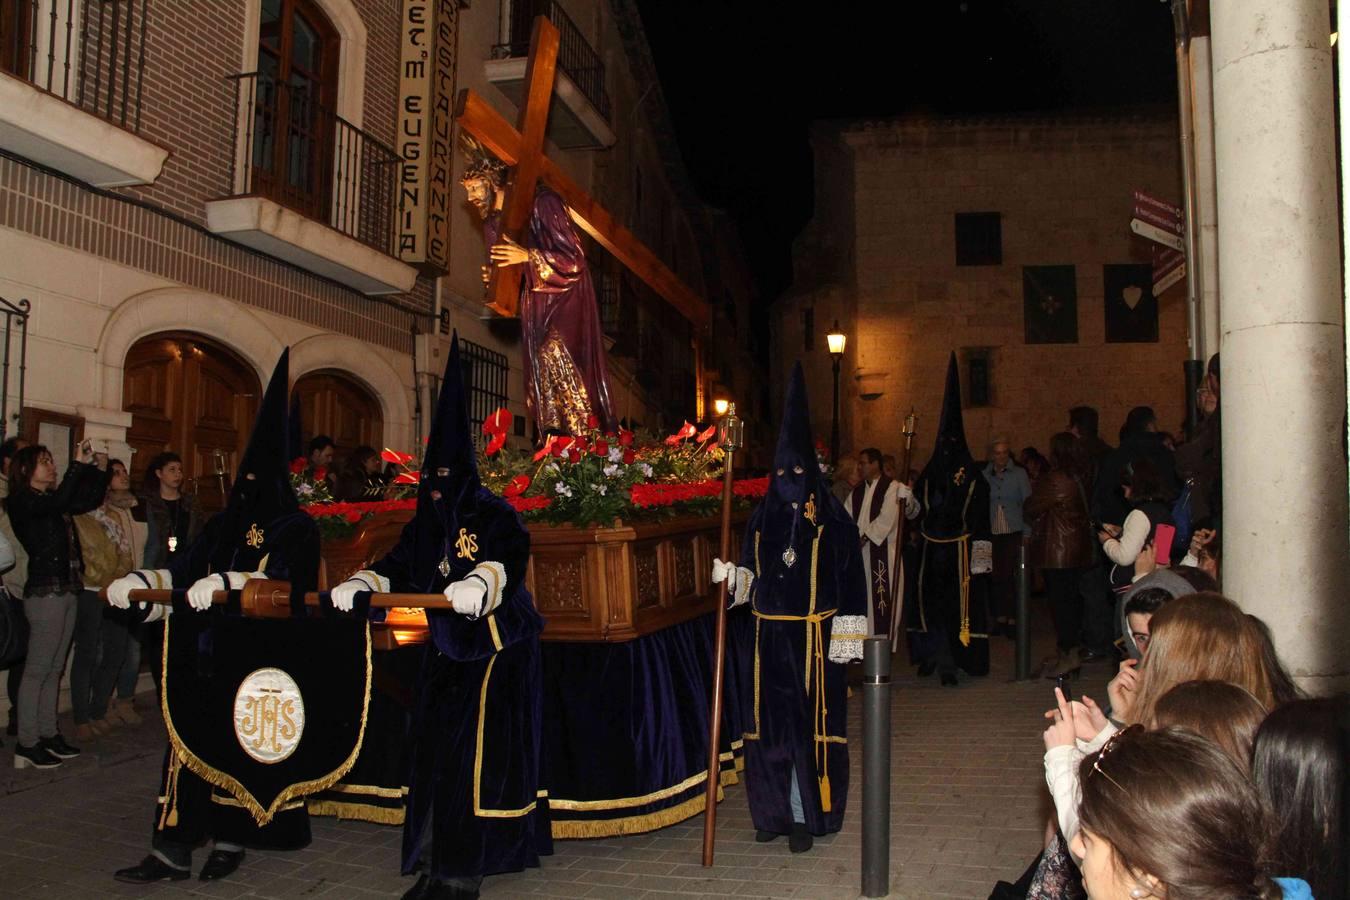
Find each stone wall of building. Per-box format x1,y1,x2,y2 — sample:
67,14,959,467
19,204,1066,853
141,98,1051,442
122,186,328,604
779,113,1188,468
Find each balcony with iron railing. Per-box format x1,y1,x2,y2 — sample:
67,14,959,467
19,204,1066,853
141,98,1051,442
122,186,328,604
203,72,417,297
486,0,614,150
0,0,167,186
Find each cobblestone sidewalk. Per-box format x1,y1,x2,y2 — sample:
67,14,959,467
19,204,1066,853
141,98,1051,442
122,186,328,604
0,622,1111,899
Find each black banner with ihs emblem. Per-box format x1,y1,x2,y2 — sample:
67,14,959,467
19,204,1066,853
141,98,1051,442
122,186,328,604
161,605,371,825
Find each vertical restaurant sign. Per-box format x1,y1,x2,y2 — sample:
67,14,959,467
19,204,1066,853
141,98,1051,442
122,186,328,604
398,0,456,275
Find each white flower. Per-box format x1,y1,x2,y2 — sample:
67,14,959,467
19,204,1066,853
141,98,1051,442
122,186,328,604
592,483,607,496
554,481,573,498
296,483,314,496
543,462,560,477
603,463,620,478
608,446,624,463
640,463,654,478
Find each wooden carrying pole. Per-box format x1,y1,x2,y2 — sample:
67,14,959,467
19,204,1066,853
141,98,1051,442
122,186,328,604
702,405,742,866
102,581,453,618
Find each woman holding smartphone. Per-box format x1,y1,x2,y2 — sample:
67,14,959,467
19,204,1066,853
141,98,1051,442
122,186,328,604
5,440,109,769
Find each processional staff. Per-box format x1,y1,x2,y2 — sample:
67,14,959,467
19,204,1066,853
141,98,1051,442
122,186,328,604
890,411,917,627
701,403,744,867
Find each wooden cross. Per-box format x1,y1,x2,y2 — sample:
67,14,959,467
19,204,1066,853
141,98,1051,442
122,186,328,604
454,17,709,332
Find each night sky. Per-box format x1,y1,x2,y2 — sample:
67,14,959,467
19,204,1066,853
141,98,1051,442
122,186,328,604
635,0,1179,305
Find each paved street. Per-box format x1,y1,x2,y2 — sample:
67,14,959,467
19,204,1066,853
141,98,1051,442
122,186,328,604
0,617,1110,899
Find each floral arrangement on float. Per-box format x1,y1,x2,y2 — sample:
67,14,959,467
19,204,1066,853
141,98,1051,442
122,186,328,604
298,408,769,538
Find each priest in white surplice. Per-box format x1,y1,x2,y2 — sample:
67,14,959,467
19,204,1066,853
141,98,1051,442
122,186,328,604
847,448,919,649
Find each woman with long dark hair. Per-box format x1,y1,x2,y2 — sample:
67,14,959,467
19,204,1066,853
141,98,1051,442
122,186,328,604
1252,696,1349,900
5,442,108,768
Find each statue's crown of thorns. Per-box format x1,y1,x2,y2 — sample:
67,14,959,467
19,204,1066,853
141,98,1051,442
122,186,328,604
459,134,507,184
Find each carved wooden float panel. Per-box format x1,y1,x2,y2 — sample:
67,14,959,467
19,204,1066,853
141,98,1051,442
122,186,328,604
321,510,748,644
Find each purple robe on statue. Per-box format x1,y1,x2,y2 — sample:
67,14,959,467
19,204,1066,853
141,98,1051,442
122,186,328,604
485,188,617,435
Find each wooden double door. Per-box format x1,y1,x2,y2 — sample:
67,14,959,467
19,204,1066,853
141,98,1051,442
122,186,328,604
123,334,261,513
291,370,384,462
124,336,385,512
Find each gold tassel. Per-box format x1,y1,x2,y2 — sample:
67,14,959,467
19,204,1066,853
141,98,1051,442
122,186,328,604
818,775,832,813
158,750,182,829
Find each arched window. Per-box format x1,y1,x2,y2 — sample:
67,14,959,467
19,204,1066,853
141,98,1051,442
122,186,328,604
251,0,339,220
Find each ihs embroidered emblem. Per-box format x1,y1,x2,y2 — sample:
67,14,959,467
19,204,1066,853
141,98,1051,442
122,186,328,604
455,528,478,561
803,494,818,526
953,467,966,486
245,523,264,548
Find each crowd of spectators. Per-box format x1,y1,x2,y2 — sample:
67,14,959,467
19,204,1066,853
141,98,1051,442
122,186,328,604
0,434,385,769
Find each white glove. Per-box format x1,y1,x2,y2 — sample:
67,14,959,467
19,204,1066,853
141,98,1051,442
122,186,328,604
444,577,488,618
711,558,740,592
331,574,380,613
106,572,145,609
895,482,914,501
186,574,225,612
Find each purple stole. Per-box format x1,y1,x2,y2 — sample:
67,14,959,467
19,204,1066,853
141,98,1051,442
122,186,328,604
850,476,897,641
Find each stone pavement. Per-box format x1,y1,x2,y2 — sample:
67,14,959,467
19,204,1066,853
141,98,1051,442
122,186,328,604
0,616,1112,899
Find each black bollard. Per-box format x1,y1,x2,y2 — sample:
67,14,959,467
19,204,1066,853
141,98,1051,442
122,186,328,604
861,637,891,898
1015,540,1031,680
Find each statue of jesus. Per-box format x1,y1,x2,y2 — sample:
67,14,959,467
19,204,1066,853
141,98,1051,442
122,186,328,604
459,136,617,436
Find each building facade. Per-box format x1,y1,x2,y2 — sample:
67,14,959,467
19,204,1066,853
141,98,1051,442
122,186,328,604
775,112,1187,468
0,0,761,502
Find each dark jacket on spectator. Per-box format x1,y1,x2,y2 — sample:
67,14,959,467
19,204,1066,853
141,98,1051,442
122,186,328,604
6,461,109,596
1024,469,1095,571
1092,432,1178,525
139,491,205,569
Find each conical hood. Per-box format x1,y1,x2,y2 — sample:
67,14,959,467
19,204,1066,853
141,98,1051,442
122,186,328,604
210,349,298,571
758,363,844,557
420,331,481,515
928,353,973,474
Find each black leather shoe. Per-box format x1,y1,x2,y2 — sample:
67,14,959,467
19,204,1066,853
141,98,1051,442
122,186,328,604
916,661,937,677
198,848,244,882
41,734,81,759
400,876,432,900
114,855,191,884
788,824,813,853
755,829,781,843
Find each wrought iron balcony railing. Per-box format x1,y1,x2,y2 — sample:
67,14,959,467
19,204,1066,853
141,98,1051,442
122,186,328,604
226,72,401,257
0,0,149,132
493,0,611,121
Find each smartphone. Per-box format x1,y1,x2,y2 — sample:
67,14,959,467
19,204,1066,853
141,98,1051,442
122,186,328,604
1153,523,1176,566
1055,673,1074,703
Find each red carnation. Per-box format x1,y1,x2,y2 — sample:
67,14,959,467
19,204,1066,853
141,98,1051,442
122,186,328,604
574,435,590,452
623,449,636,465
313,467,328,481
619,429,635,447
344,511,362,524
586,413,600,430
593,440,609,457
567,449,581,464
290,458,306,474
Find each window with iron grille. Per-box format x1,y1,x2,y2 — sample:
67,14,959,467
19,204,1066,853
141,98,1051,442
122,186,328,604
458,339,510,452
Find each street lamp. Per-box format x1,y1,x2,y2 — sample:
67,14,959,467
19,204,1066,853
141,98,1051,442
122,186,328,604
713,397,729,417
827,320,846,464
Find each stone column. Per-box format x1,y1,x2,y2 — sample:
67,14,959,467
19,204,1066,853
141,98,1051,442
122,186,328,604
1190,33,1221,362
1211,0,1349,692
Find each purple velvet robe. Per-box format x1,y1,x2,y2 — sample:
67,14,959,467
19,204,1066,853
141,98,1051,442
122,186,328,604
485,188,617,434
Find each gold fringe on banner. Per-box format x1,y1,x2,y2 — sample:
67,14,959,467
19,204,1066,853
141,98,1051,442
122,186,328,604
159,616,374,826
